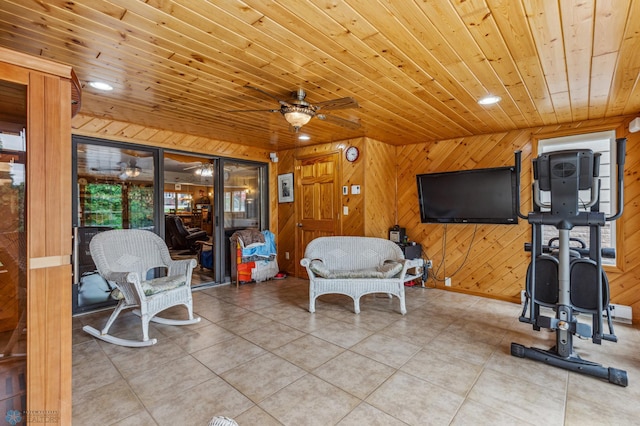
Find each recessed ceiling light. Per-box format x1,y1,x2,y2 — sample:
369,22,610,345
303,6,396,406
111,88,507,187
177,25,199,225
478,95,501,105
88,81,113,91
298,134,311,141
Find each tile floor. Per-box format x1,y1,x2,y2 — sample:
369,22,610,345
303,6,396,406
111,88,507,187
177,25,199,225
72,278,640,425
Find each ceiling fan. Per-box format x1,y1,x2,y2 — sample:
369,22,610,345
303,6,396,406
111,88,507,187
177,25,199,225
229,85,360,132
183,162,214,177
91,159,141,180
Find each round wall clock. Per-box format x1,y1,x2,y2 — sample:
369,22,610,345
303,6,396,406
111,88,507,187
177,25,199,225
345,146,359,162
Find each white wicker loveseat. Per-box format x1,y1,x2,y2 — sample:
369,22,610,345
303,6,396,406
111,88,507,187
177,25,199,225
300,236,422,315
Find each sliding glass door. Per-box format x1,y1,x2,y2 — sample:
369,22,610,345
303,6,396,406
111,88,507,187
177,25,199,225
72,137,158,313
71,137,269,313
221,160,268,281
163,152,216,286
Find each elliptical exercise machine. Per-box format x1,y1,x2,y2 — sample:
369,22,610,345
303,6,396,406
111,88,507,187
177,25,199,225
511,138,628,387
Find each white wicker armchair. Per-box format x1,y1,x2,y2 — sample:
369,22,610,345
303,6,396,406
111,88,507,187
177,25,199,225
82,229,200,347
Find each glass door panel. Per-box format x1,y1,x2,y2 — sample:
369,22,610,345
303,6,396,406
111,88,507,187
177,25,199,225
222,160,266,280
0,81,27,415
163,152,215,286
73,140,157,313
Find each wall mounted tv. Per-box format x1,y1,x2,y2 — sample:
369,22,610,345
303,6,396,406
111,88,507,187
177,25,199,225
416,166,518,224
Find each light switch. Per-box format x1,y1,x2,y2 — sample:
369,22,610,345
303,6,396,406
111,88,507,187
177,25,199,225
343,186,348,195
351,185,361,194
343,206,349,215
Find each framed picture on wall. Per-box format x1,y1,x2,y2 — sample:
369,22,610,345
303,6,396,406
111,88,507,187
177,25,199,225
278,173,294,203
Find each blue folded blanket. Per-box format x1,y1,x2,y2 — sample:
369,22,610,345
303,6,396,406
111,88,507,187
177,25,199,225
242,230,276,258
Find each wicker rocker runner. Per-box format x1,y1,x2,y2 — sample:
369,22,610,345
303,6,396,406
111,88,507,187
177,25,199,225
82,229,200,347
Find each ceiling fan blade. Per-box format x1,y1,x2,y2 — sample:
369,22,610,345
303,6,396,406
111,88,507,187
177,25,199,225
313,97,359,111
183,164,202,170
244,85,292,107
317,114,361,129
228,108,280,113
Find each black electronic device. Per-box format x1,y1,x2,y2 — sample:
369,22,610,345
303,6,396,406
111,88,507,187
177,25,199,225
398,243,421,260
389,225,406,243
416,166,518,224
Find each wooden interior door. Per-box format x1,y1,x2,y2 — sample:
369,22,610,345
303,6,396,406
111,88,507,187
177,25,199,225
295,152,340,275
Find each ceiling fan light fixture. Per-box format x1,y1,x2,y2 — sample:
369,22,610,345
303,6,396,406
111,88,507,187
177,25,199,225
283,107,313,129
478,95,501,105
195,163,214,177
125,166,141,178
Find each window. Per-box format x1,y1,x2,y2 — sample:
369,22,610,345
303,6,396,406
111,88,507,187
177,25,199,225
537,130,617,265
163,191,194,213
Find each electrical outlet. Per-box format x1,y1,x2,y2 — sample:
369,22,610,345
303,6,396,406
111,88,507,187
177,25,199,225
426,260,433,269
445,277,451,287
285,252,290,260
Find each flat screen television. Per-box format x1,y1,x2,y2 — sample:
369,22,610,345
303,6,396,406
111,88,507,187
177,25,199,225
416,166,518,224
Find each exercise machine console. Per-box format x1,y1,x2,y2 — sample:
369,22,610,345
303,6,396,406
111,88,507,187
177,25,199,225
510,138,628,387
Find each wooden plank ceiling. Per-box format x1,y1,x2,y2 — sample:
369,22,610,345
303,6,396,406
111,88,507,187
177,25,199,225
0,0,638,150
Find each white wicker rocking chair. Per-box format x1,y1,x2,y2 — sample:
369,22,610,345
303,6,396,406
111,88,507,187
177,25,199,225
82,229,201,347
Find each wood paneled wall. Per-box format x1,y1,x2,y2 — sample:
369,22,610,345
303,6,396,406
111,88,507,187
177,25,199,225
277,138,368,273
0,47,76,425
364,138,397,239
397,116,640,324
73,111,640,325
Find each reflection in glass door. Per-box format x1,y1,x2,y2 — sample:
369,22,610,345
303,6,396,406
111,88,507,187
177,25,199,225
0,81,27,414
163,152,215,287
222,160,267,281
72,139,157,313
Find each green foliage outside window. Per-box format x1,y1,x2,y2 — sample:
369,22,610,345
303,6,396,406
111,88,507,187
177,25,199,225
82,183,154,229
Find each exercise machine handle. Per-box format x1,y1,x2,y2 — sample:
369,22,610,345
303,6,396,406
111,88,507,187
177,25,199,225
607,138,626,221
514,150,528,219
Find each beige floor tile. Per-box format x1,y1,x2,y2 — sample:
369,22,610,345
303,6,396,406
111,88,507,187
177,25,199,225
241,321,306,350
233,405,282,426
276,309,344,333
147,377,253,426
260,374,361,425
401,348,483,396
72,378,144,425
565,392,640,425
379,317,442,346
273,334,344,371
484,344,568,390
111,410,158,426
350,333,421,368
466,369,566,425
311,319,374,348
221,353,307,403
191,335,267,374
72,340,123,396
127,355,216,407
366,371,463,425
254,301,311,322
105,338,188,378
194,299,251,323
337,402,407,425
426,331,498,365
313,351,396,400
171,323,236,353
450,399,535,426
71,280,640,426
216,311,274,334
